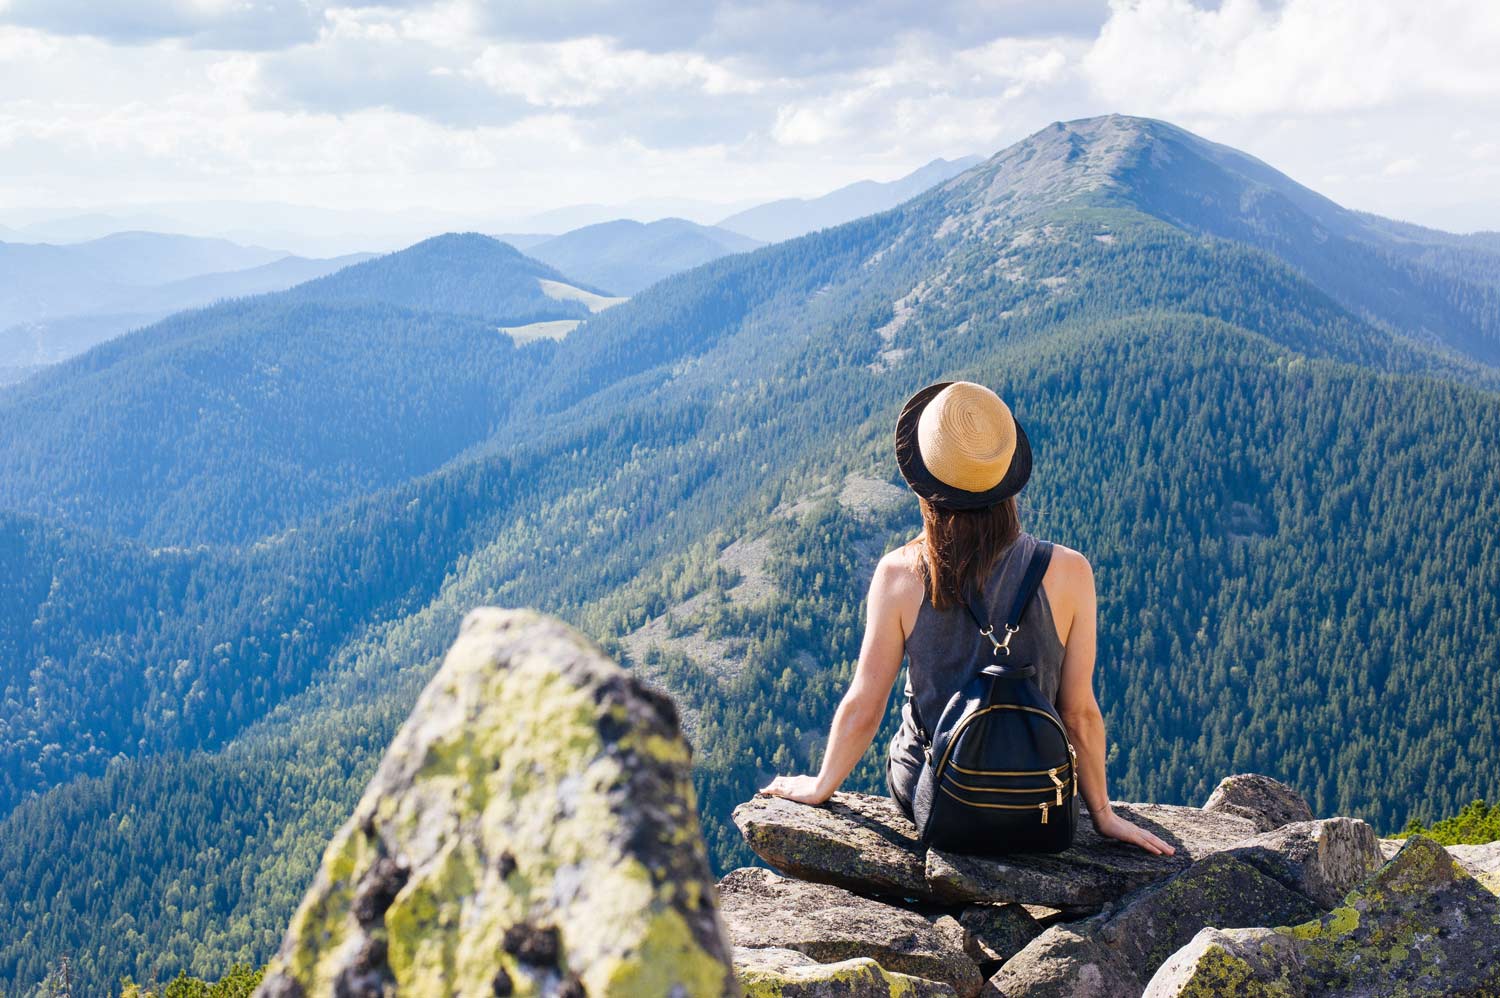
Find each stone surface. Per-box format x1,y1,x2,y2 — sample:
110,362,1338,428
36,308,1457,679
253,608,735,998
734,947,958,997
717,867,984,997
732,792,930,898
1089,852,1320,981
1225,818,1382,909
1286,834,1500,995
983,925,1141,998
1447,839,1500,893
926,804,1260,907
983,849,1320,994
957,905,1043,963
1203,775,1314,833
1142,927,1305,997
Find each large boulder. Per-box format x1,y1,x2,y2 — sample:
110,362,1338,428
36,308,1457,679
1289,835,1500,995
1141,927,1306,997
254,608,736,998
986,850,1319,996
1090,852,1320,981
733,793,1259,909
1446,840,1500,895
733,947,957,997
926,804,1259,908
1224,818,1383,908
983,925,1140,998
1203,775,1314,833
716,868,983,998
732,793,929,898
1144,835,1500,997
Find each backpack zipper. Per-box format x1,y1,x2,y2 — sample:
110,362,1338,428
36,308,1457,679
933,703,1074,781
938,784,1062,825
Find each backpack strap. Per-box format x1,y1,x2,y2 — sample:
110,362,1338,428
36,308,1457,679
964,541,1054,659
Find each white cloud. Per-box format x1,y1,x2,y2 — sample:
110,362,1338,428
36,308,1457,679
1084,0,1500,117
1,0,1498,233
469,35,762,109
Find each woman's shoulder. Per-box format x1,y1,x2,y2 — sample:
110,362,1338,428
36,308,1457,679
1036,539,1094,615
873,538,927,600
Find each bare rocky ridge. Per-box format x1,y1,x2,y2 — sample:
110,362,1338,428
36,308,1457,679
255,612,1500,997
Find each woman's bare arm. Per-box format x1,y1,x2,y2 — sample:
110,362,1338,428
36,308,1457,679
1051,549,1175,856
760,551,916,804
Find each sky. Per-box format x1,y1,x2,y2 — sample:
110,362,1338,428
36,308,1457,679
1,0,1498,242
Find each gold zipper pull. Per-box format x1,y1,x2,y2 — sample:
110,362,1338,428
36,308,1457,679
1040,802,1050,824
1049,767,1065,805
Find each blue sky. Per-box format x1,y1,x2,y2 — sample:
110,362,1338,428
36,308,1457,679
0,0,1497,233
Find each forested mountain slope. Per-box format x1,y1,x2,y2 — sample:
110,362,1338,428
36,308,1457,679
0,235,613,544
2,115,1498,994
276,231,609,321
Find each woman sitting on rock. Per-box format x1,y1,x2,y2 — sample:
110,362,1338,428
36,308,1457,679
761,381,1173,856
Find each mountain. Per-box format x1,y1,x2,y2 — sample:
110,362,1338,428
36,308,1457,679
3,116,1500,994
0,234,616,544
0,250,373,373
0,231,288,328
275,231,614,322
717,155,984,242
521,218,763,294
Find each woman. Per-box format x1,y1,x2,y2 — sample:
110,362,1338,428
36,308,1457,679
761,381,1173,855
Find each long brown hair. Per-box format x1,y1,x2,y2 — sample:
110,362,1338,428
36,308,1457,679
914,495,1021,610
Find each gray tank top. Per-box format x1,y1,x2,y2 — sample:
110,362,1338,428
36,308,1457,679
887,532,1066,797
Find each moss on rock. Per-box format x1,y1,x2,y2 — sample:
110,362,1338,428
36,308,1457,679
254,608,736,998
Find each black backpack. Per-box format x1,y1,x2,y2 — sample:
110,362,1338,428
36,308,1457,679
910,541,1079,854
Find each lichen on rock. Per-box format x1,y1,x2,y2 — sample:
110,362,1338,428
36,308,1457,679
732,947,957,998
254,608,737,998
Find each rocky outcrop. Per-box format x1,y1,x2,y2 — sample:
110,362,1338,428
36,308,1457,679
716,868,983,997
733,787,1500,997
1203,774,1314,833
1144,836,1500,996
734,794,1259,909
254,608,736,998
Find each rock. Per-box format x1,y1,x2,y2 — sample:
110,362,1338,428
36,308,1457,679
1089,852,1320,981
1287,834,1500,995
734,946,958,997
1203,775,1314,833
736,793,1264,910
926,804,1259,907
1447,839,1500,892
1225,818,1382,908
732,792,929,899
717,867,984,997
985,849,1319,995
1381,838,1500,894
1141,927,1305,997
253,608,736,998
983,925,1141,998
926,915,971,960
956,904,1043,963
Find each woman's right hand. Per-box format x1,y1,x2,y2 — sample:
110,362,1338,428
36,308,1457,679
1093,809,1176,856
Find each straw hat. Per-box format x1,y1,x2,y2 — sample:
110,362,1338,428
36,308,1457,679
894,381,1032,509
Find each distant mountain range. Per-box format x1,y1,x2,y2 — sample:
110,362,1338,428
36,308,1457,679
512,218,763,295
0,232,370,378
2,115,1498,994
716,156,984,242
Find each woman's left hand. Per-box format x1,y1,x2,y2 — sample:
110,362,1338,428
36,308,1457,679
759,774,832,805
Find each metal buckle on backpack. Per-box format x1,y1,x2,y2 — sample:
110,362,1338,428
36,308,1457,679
981,624,1021,656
